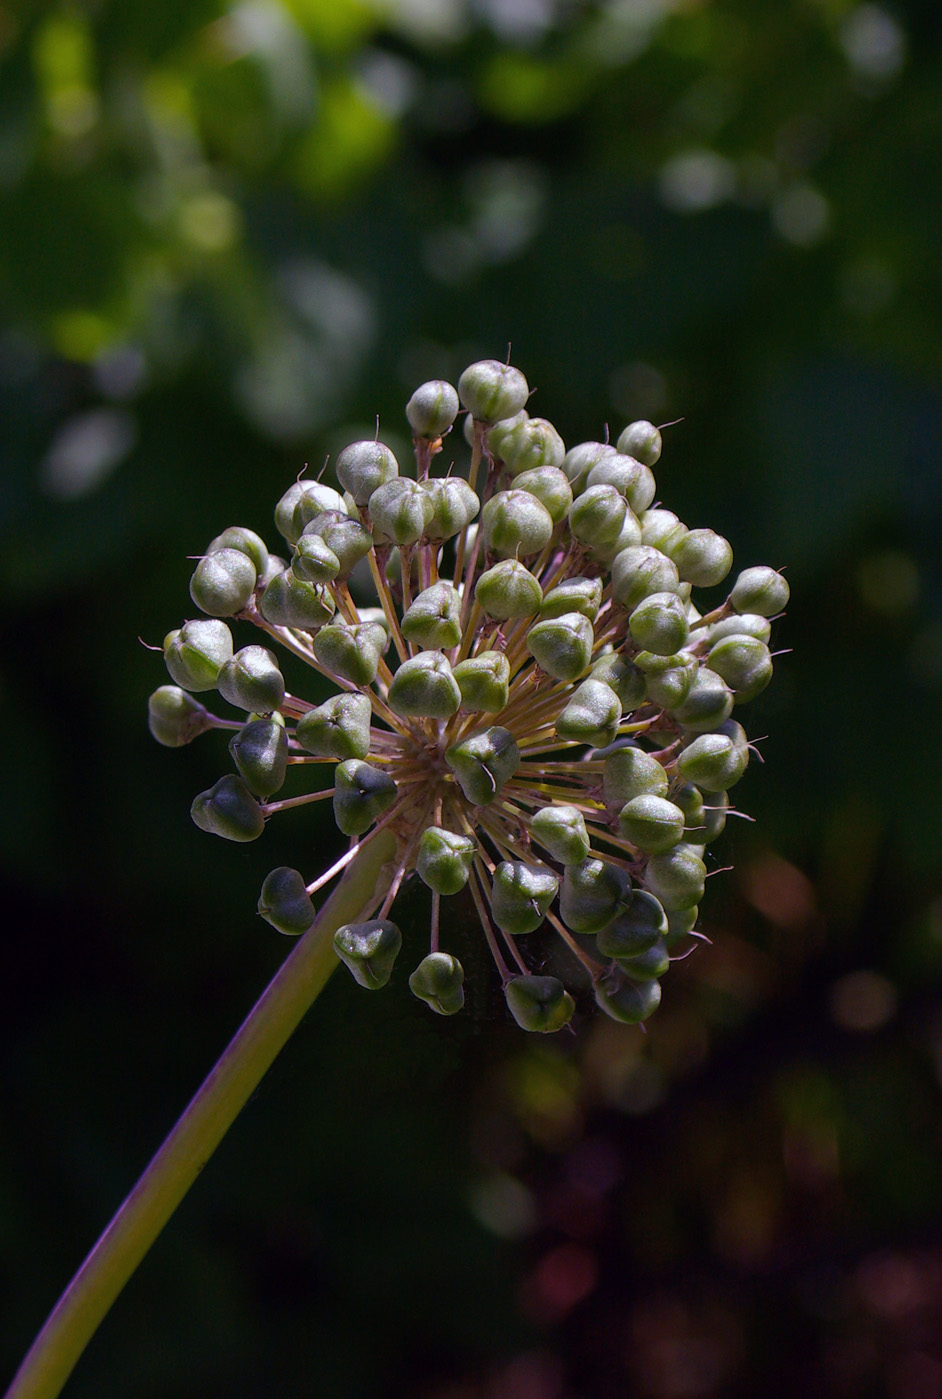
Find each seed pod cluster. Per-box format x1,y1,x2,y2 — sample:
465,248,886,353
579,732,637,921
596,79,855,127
150,359,787,1032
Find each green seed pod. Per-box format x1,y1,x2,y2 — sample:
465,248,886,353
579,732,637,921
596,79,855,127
313,621,387,687
258,568,335,632
416,827,476,895
602,746,669,808
406,379,460,439
388,652,461,719
530,804,590,865
421,477,480,541
665,904,699,949
596,890,668,959
401,582,462,648
512,466,573,524
676,733,746,792
229,715,288,797
218,645,285,714
491,861,559,936
302,511,373,578
296,692,372,760
640,652,698,709
452,651,510,713
670,528,733,588
480,489,554,559
335,440,399,506
611,545,680,610
707,634,773,703
408,952,465,1015
618,794,685,854
484,410,528,461
191,774,265,842
556,678,621,748
594,968,662,1024
628,591,690,656
589,507,643,565
445,726,519,805
669,667,734,732
542,576,603,622
730,565,790,616
568,483,628,551
275,480,347,546
616,420,662,467
258,866,316,935
475,560,543,620
586,452,657,514
614,938,670,981
701,791,729,843
673,782,707,841
189,547,257,617
148,686,214,747
526,611,593,681
163,619,233,692
458,359,529,423
644,844,706,911
561,441,615,493
208,526,269,576
709,612,772,644
292,532,341,584
560,857,631,934
334,920,402,989
368,478,433,547
640,509,688,555
590,652,647,709
504,976,575,1033
332,760,398,837
498,417,566,475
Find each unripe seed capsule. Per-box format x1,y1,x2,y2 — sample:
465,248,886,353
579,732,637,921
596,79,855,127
665,905,699,949
498,417,566,474
586,452,656,514
590,652,647,709
484,411,528,461
406,380,459,439
481,489,554,558
416,827,476,895
445,726,519,805
616,420,662,466
296,692,372,761
258,867,315,935
556,678,621,748
292,533,341,584
189,548,257,617
388,652,461,719
530,805,590,865
408,952,465,1015
560,857,631,934
644,844,706,911
452,651,510,713
709,613,771,644
422,478,480,540
542,576,602,622
258,568,334,631
618,794,685,854
670,528,733,588
313,621,387,687
526,611,594,681
334,921,402,989
676,733,746,791
562,440,614,493
640,509,688,555
594,968,662,1023
148,686,214,746
504,976,575,1033
368,478,433,547
628,591,689,655
596,890,668,958
701,791,729,843
707,634,773,703
276,480,346,546
568,483,627,551
602,746,669,808
475,560,543,620
191,774,265,842
164,619,233,692
614,937,670,980
512,466,573,524
491,862,559,936
229,716,288,797
640,652,697,709
458,360,529,423
669,667,734,732
611,545,680,610
730,566,790,616
332,760,397,836
401,582,462,648
335,440,399,506
218,645,285,713
208,526,269,576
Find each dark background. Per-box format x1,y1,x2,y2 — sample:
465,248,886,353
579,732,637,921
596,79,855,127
2,2,941,1396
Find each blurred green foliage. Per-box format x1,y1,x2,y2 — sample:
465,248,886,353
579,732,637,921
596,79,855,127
2,1,941,1396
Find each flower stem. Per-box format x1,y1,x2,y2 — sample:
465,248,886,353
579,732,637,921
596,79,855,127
5,829,397,1399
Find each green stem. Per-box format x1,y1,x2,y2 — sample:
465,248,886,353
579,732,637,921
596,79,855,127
5,829,397,1399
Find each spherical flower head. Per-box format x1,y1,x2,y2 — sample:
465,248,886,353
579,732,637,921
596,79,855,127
151,354,788,1032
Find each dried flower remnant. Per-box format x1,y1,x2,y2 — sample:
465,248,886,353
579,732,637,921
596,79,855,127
150,359,788,1033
